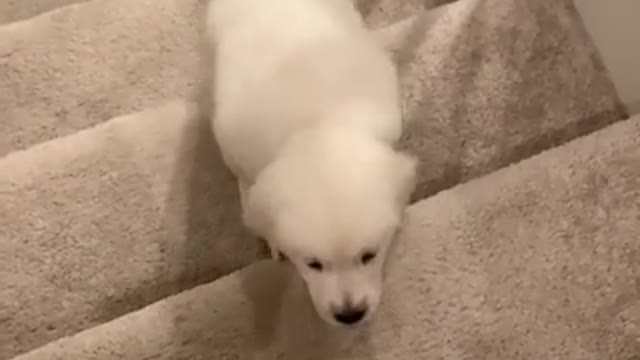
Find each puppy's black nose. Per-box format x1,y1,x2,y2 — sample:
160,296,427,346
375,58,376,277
333,306,367,325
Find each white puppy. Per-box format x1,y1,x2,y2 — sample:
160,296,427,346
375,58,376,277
206,0,417,327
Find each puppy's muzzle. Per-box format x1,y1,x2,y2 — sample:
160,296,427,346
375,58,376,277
331,301,368,325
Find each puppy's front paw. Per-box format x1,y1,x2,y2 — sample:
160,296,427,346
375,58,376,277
258,237,286,262
269,244,286,262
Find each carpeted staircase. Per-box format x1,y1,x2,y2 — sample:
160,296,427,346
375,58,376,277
1,0,638,359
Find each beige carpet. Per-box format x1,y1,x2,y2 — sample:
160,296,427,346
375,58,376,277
0,0,205,156
13,112,640,360
0,0,637,359
0,0,88,25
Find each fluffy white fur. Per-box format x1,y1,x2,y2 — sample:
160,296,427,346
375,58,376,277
206,0,417,327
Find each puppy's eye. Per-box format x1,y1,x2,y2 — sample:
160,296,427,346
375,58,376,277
361,251,377,265
307,260,324,272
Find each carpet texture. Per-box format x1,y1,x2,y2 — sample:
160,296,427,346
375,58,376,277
0,0,88,25
391,0,627,199
0,0,206,156
0,0,637,359
13,113,640,360
0,101,255,359
355,0,456,27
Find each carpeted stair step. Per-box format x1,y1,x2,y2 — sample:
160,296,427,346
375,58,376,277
0,100,259,360
356,0,459,27
0,0,630,357
0,0,90,25
372,0,627,199
11,113,640,360
0,0,206,157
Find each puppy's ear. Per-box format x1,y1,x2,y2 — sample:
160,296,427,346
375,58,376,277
390,151,418,208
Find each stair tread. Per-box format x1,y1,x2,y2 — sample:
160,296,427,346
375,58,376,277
0,0,205,157
0,0,89,26
0,99,262,359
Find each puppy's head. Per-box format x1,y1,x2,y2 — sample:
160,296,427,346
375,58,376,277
245,128,416,326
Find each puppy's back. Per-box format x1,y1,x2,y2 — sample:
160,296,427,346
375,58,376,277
207,0,400,180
